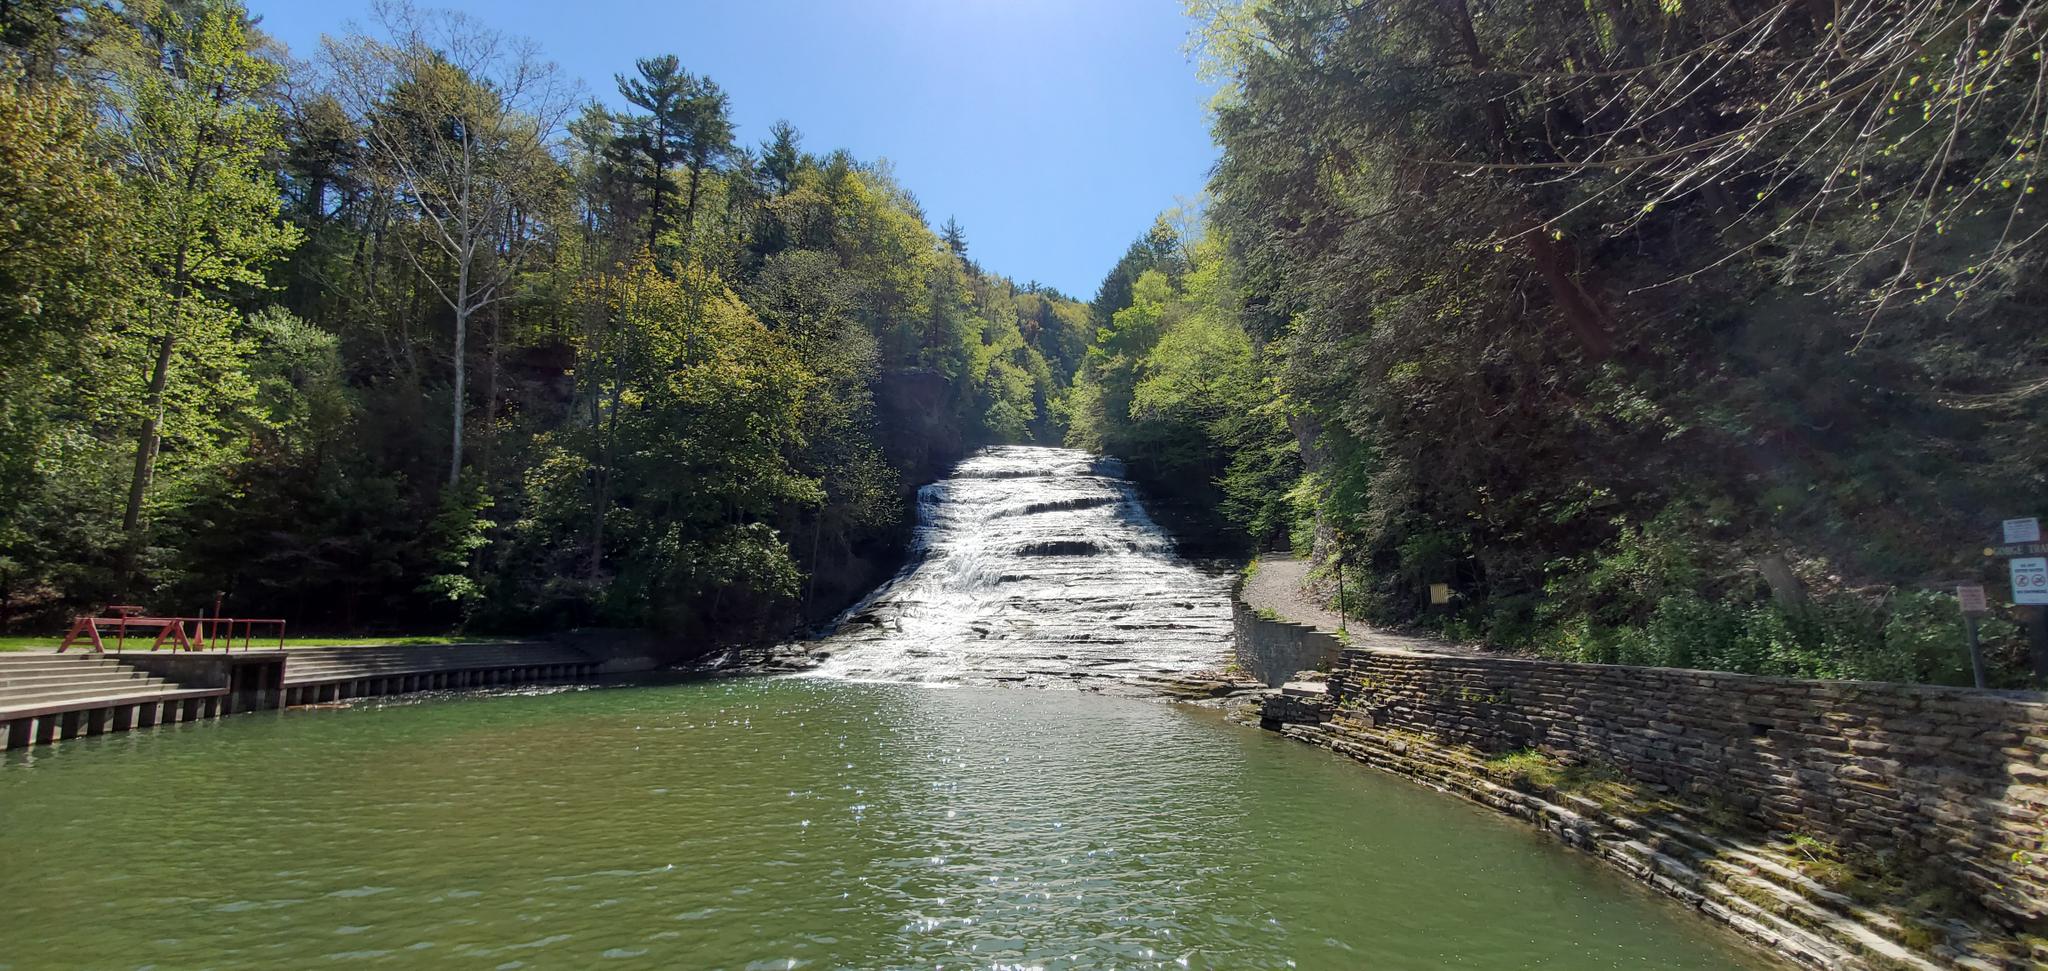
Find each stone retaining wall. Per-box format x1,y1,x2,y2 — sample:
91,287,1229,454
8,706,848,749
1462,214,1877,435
1326,646,2048,924
1231,595,1342,687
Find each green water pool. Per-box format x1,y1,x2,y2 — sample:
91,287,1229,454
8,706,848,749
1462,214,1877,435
0,678,1767,969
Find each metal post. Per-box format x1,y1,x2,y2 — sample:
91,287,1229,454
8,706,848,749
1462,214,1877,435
1964,613,1987,690
1336,554,1347,633
2029,606,2048,691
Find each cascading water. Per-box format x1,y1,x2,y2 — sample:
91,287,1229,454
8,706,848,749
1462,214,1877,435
809,445,1233,688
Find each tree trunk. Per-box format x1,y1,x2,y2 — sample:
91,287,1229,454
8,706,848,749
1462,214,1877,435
588,338,625,581
804,513,822,617
585,367,605,580
1437,0,1616,362
1524,230,1615,360
483,302,501,476
647,139,666,250
682,156,705,255
119,328,178,590
1757,553,1807,611
448,245,471,489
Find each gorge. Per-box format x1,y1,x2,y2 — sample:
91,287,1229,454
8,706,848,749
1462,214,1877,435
0,449,1767,970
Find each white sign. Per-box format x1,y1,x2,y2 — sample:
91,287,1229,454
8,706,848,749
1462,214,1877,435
2012,557,2048,605
2004,517,2041,544
1957,584,1989,614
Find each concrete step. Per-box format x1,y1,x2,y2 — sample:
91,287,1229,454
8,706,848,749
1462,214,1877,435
0,678,175,710
270,643,589,688
0,655,121,670
0,661,127,676
0,670,169,693
285,654,582,669
283,664,586,685
0,669,158,688
0,685,221,721
286,648,568,658
285,650,581,664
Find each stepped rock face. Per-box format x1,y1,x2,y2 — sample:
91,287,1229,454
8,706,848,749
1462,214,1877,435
810,446,1232,689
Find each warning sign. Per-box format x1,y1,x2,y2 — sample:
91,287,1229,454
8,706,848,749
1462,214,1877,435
2013,557,2048,606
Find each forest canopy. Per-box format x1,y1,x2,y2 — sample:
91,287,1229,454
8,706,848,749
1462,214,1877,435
1069,0,2048,686
0,0,1089,642
7,0,2045,688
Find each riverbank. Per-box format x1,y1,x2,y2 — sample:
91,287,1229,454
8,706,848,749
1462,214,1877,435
1234,564,2048,969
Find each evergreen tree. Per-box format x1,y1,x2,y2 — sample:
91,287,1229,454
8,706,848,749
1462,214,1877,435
616,54,691,250
758,119,802,197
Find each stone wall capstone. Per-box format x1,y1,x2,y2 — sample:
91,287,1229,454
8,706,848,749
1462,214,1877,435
1326,646,2048,923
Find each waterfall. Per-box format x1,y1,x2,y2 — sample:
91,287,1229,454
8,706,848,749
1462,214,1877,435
809,445,1232,688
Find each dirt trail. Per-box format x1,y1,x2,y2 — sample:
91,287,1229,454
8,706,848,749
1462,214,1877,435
1238,554,1480,656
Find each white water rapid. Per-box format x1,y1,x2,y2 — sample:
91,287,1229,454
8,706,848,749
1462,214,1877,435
809,446,1233,689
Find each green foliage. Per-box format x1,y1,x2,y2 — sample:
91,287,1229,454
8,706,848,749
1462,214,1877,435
421,483,494,621
1068,228,1302,551
1169,0,2048,686
0,78,131,578
0,4,1090,645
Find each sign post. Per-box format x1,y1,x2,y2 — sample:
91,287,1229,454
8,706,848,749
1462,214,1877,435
2013,556,2048,689
1335,544,1346,634
1983,517,2048,689
2012,557,2048,605
1957,584,1989,689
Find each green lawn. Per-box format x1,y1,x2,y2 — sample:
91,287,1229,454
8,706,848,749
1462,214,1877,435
0,634,516,652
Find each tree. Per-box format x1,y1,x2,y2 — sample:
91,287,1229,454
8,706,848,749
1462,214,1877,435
0,0,1100,643
940,216,968,259
104,0,300,576
0,76,131,609
675,74,732,252
0,0,92,80
615,53,689,250
322,0,570,489
1169,0,2048,686
758,119,802,197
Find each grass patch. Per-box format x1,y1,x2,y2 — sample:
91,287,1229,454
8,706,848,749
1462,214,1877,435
1777,832,1976,925
1484,749,1643,812
0,634,515,652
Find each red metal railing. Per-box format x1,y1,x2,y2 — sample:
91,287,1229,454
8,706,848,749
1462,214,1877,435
57,606,286,653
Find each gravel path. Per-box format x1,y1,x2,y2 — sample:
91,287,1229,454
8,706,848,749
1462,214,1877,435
1239,554,1480,656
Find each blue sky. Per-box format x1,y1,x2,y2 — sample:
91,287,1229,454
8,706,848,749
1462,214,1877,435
255,0,1220,299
